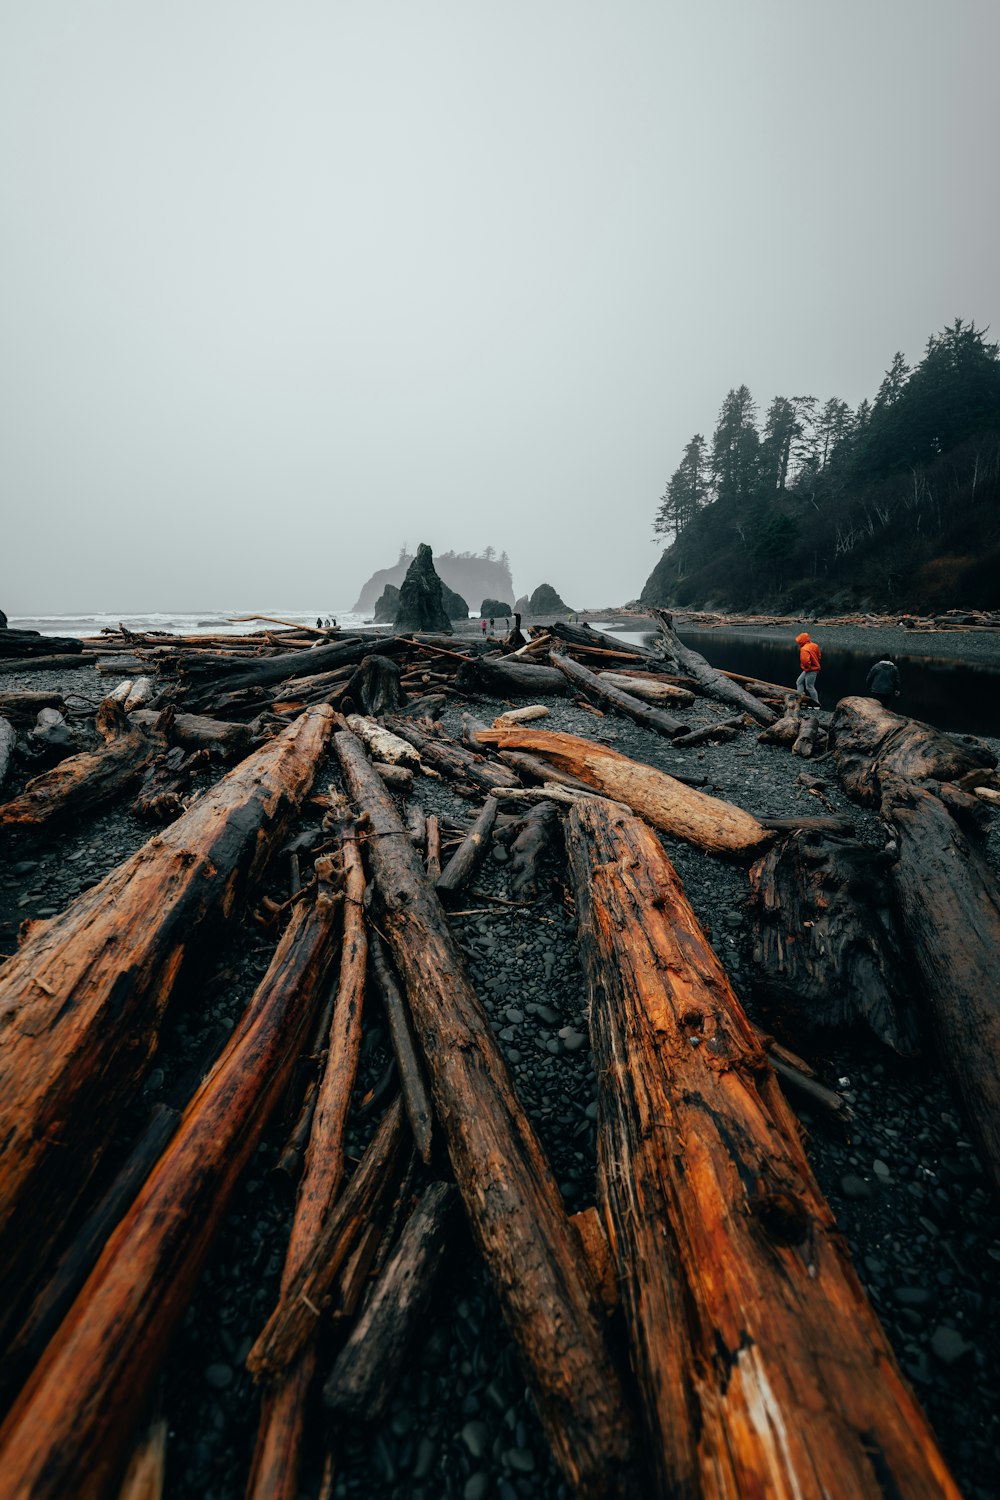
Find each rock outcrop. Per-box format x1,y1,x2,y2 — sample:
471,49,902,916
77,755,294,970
394,545,453,634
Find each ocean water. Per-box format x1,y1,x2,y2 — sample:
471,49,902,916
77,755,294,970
8,609,389,638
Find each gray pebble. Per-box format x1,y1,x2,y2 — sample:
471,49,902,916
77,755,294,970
464,1476,489,1500
203,1362,233,1390
840,1174,872,1200
461,1421,488,1459
931,1325,972,1364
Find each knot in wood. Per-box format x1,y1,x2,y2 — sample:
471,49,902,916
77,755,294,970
752,1189,809,1247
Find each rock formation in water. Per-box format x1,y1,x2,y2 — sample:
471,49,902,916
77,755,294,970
354,549,514,614
441,583,471,621
372,584,400,623
526,583,571,615
394,544,453,634
480,597,512,619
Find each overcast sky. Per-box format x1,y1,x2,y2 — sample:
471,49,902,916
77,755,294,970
2,1,998,616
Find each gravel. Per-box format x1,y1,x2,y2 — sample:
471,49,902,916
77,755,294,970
1,647,999,1500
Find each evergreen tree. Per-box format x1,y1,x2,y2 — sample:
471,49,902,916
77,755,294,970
710,385,759,507
653,434,709,539
759,397,803,492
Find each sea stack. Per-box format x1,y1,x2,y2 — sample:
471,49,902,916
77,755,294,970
394,544,453,634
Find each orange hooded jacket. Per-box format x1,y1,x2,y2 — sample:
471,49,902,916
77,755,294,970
796,632,822,672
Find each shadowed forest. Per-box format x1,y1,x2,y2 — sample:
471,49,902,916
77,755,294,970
642,319,1000,613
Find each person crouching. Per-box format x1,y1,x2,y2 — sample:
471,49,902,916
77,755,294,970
795,631,822,706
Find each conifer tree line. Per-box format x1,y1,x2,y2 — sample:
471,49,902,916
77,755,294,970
644,319,1000,612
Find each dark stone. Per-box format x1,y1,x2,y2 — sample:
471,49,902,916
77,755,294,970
527,583,571,614
393,544,453,634
373,583,400,622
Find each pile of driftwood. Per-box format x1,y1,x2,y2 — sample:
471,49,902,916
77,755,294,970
1,609,999,1499
649,606,1000,632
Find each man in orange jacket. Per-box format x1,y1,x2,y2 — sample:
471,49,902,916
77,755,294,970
795,631,822,705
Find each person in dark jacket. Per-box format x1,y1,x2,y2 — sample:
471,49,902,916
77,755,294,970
866,657,901,708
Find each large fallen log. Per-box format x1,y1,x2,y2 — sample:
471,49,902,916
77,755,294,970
0,652,97,675
565,797,959,1499
0,868,341,1500
129,708,253,760
597,672,695,706
0,704,335,1337
327,729,644,1500
476,725,772,859
179,636,405,710
454,655,568,698
436,795,499,894
368,934,434,1164
880,774,1000,1189
649,608,777,726
831,696,996,803
549,650,686,738
0,691,66,724
747,829,918,1053
0,700,164,830
384,717,519,795
0,628,84,657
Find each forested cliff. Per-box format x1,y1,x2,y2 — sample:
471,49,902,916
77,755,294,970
642,319,1000,613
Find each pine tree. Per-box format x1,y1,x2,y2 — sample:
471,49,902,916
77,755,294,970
710,386,759,507
653,434,709,539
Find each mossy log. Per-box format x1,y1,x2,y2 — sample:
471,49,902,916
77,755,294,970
330,729,645,1500
0,869,341,1500
565,797,959,1500
831,696,996,804
0,705,335,1341
476,725,771,860
881,774,1000,1188
747,830,919,1053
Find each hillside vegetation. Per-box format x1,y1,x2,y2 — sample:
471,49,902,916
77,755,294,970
642,319,1000,614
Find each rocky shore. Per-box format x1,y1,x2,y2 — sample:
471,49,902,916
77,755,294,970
1,636,998,1500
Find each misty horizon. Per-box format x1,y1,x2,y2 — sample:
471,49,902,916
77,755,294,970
3,2,998,616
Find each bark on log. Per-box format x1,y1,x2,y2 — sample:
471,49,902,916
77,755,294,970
477,726,771,860
0,652,97,675
0,629,84,657
565,797,959,1500
345,715,421,768
493,703,551,725
322,1181,456,1421
831,696,996,804
509,799,561,899
0,870,341,1500
671,716,745,748
436,796,499,894
329,730,644,1500
650,609,778,726
0,691,66,724
180,637,405,709
424,815,442,881
130,709,252,760
343,654,403,716
369,935,434,1164
747,830,918,1053
372,762,413,792
0,700,164,830
0,705,335,1340
454,656,568,698
549,651,686,738
881,775,1000,1188
384,718,519,794
131,746,209,823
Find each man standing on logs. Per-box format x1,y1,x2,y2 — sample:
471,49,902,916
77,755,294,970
795,631,822,706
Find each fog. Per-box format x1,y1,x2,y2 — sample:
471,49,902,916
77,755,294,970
2,1,998,615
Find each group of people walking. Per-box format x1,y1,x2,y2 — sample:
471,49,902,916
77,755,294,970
794,630,901,709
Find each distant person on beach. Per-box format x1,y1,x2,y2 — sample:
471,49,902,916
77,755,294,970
795,631,822,706
866,657,901,708
480,618,487,637
316,617,322,628
489,617,494,633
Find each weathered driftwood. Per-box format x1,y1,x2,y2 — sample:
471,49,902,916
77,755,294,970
0,651,97,675
130,708,252,760
247,1097,409,1377
831,696,996,804
565,797,959,1499
0,691,66,724
671,715,745,748
384,717,519,795
329,729,644,1500
322,1181,456,1422
246,809,366,1500
180,636,405,709
493,703,551,725
477,726,771,860
343,654,403,716
0,705,335,1339
372,761,413,792
131,745,209,823
881,775,1000,1188
747,830,918,1053
497,748,602,796
0,699,165,830
509,799,562,898
454,655,568,698
116,1413,167,1500
436,795,499,894
0,628,84,657
0,715,15,790
368,934,434,1165
424,814,442,880
0,870,341,1500
597,672,695,706
549,650,686,738
345,714,421,768
547,620,650,659
650,608,778,726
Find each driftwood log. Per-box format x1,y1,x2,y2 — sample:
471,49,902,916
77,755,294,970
649,609,778,726
368,934,434,1165
549,650,686,738
329,729,644,1500
881,774,1000,1189
831,696,996,804
129,708,252,760
747,829,919,1053
565,796,959,1499
322,1180,456,1421
0,871,341,1500
454,655,568,698
0,715,15,791
477,726,771,860
0,704,335,1341
0,699,164,830
436,795,499,894
509,799,562,898
597,671,695,706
